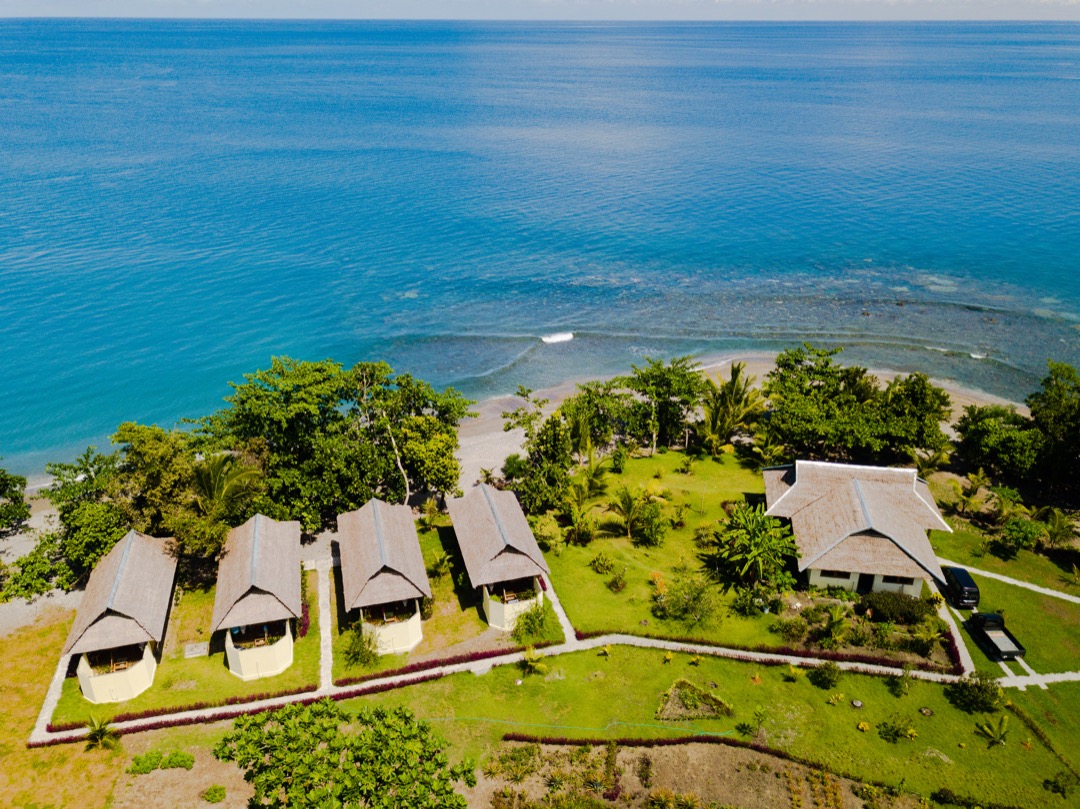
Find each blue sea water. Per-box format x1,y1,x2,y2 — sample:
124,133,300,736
1,20,1079,477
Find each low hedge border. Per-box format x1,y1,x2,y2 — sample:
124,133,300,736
31,673,444,747
573,629,962,675
332,641,556,688
1006,701,1080,778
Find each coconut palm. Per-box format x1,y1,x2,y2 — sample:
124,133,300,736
948,479,982,516
606,486,646,541
696,362,764,455
193,454,262,520
908,445,952,478
990,486,1029,526
750,424,787,470
1035,507,1079,549
820,605,850,649
84,715,120,751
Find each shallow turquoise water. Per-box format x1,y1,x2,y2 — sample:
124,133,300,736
1,20,1078,474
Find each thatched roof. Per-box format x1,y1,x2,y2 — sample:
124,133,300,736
63,530,178,656
211,514,301,632
763,461,950,582
338,499,432,610
446,484,549,588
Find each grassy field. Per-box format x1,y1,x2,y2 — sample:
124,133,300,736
930,524,1080,594
353,645,1069,807
957,574,1080,675
547,451,781,648
52,570,322,727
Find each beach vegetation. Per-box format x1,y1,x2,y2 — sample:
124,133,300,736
621,355,706,454
0,460,30,534
695,361,764,455
213,699,475,808
502,387,574,513
763,344,951,465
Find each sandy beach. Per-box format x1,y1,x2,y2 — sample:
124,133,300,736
454,350,1028,490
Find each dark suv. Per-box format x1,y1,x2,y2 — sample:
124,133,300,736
942,566,980,609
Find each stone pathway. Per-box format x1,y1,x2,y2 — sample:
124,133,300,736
937,557,1080,604
314,560,333,691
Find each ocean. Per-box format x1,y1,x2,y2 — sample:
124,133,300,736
1,20,1078,477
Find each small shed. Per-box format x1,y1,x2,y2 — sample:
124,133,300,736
338,499,432,654
63,529,177,704
446,484,549,631
211,514,302,681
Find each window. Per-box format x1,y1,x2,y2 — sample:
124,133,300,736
882,575,916,586
818,570,851,580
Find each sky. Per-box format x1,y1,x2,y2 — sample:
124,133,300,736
1,0,1079,21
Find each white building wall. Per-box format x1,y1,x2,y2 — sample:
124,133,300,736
482,579,543,631
364,602,423,654
225,625,294,681
76,643,156,704
871,574,924,597
807,568,857,592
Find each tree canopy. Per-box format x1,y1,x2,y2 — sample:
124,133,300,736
0,461,30,535
763,345,951,465
213,699,475,808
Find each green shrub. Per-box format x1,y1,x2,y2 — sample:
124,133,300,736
606,567,627,593
589,550,615,574
858,591,935,625
342,624,380,669
202,785,227,804
877,715,918,743
161,750,195,770
127,750,163,774
769,616,807,643
511,600,549,645
945,670,1003,713
611,445,629,474
420,595,434,620
808,661,843,690
1044,770,1079,798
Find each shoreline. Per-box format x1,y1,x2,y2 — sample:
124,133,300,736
454,350,1028,490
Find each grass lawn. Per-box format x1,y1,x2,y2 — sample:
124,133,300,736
51,570,323,727
956,574,1080,675
351,645,1066,807
331,521,494,683
547,451,782,648
0,608,128,808
930,525,1080,595
1010,680,1080,772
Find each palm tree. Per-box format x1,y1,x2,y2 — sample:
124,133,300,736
967,468,991,497
750,424,787,470
427,550,451,579
520,647,548,676
975,715,1010,748
990,486,1029,526
563,501,597,546
84,715,120,751
696,362,764,455
820,605,850,649
908,445,952,479
948,479,982,516
606,486,645,541
193,454,261,519
1035,507,1078,549
419,496,440,531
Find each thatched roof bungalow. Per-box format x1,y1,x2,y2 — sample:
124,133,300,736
337,499,432,653
764,460,950,596
63,529,177,704
446,484,549,631
211,514,301,680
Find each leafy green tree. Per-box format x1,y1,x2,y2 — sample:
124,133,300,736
0,461,30,535
1028,361,1080,501
622,356,705,454
58,501,129,587
712,503,798,586
110,422,195,535
213,699,475,808
43,446,118,516
764,345,950,464
560,380,633,457
994,517,1045,559
503,402,574,514
954,404,1043,484
696,362,764,455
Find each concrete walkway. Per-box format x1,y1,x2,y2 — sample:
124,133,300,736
314,560,333,691
937,557,1080,604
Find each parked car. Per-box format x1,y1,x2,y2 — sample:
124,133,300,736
967,612,1026,662
942,566,980,609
